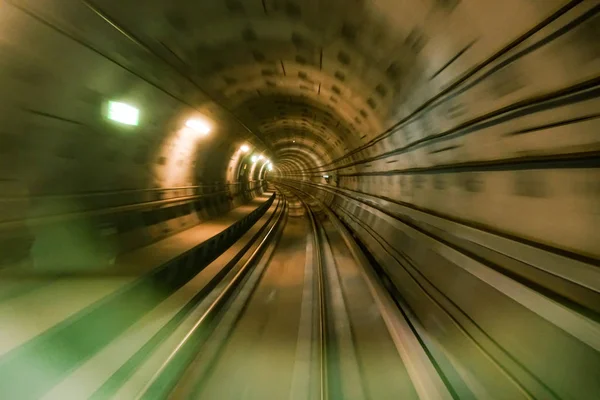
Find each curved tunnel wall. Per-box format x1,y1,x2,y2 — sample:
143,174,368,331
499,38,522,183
0,0,598,395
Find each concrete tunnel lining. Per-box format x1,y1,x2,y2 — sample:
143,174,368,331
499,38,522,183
0,0,597,291
1,0,591,188
0,0,597,280
0,0,599,398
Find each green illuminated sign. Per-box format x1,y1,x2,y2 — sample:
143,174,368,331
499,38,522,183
107,101,139,126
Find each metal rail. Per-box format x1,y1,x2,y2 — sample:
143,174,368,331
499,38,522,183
0,183,267,230
277,181,456,400
134,193,288,399
279,179,600,399
170,196,290,399
302,195,329,400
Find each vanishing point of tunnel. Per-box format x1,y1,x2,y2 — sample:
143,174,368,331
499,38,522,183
0,0,599,399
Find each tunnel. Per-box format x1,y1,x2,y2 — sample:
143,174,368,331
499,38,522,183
0,0,599,398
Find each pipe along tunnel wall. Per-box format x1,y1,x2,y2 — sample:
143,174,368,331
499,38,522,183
0,0,598,398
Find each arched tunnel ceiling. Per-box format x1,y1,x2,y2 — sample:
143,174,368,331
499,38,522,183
1,0,588,186
72,0,425,172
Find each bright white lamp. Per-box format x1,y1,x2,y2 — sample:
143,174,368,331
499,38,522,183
185,119,211,135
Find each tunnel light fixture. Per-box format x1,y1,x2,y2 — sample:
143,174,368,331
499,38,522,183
323,174,329,179
251,155,258,163
240,144,250,153
267,164,273,171
185,119,211,135
107,101,139,126
258,155,265,161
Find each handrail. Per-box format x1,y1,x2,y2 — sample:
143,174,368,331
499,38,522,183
0,185,267,229
0,180,266,201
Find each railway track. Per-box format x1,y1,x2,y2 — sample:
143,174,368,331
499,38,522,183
122,192,288,399
283,183,453,400
156,184,460,400
278,179,600,400
114,181,598,400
